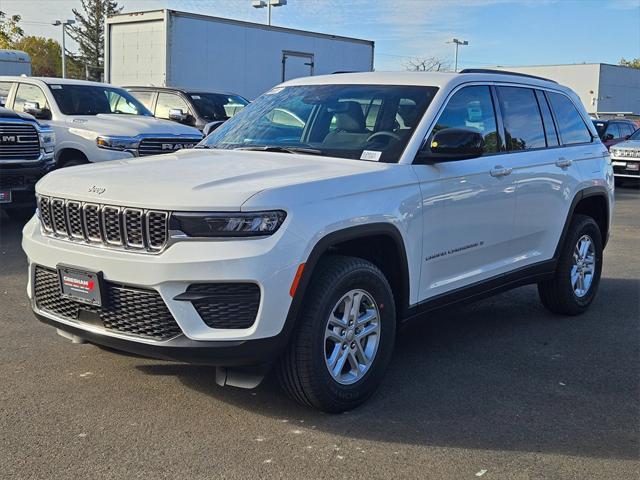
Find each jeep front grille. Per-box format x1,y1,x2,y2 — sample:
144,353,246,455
0,123,40,160
37,195,169,252
34,266,182,340
137,138,200,156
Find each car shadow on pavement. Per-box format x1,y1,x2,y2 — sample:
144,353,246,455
137,278,639,461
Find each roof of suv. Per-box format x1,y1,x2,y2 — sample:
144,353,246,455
0,76,120,88
282,70,565,91
123,86,240,96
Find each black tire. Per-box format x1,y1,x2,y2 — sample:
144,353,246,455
278,255,396,413
538,214,603,315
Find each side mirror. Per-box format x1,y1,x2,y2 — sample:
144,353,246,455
23,101,52,120
168,108,188,122
202,120,225,137
416,128,485,163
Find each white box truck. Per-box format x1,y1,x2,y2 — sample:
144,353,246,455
105,9,374,99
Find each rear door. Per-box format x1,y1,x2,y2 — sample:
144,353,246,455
413,84,518,301
509,89,599,267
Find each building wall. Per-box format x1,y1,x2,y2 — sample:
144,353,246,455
493,64,640,115
598,64,640,115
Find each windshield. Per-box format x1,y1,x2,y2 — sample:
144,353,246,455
188,93,248,121
201,84,438,163
630,128,640,140
592,120,607,138
48,84,153,116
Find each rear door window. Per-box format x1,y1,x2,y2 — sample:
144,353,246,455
129,90,155,110
535,90,559,147
497,86,546,150
547,92,593,145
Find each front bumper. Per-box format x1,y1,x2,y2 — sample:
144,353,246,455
611,157,640,179
0,159,56,208
22,216,307,365
35,312,288,366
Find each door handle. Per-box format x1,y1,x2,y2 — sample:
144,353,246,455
555,157,573,168
490,165,512,177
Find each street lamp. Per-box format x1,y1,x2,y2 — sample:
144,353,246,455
447,38,468,72
252,0,287,26
52,19,75,78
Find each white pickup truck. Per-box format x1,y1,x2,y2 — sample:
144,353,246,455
0,77,203,167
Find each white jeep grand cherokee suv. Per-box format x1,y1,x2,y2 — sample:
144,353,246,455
0,77,202,166
22,70,614,412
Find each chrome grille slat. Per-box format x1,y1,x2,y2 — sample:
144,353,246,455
36,195,169,253
38,196,53,232
102,206,123,245
51,198,69,236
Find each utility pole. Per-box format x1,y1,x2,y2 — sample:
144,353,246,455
448,38,469,72
52,19,75,78
252,0,287,26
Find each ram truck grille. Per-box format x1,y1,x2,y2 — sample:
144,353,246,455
0,123,40,160
137,138,200,156
37,195,169,253
34,266,182,340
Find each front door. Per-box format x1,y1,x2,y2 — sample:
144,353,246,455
413,85,517,301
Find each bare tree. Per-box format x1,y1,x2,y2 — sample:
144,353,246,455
403,56,449,72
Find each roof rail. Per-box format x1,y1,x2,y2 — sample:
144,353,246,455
459,68,558,84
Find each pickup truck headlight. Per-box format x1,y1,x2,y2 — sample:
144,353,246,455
39,130,56,153
96,135,140,151
170,211,286,237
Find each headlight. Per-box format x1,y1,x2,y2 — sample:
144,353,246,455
96,135,140,151
170,211,286,237
39,129,56,153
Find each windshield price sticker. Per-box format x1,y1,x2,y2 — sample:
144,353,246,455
50,85,63,89
360,150,382,161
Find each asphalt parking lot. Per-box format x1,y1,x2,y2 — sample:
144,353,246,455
0,188,638,480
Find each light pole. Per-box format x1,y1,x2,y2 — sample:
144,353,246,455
448,38,468,72
252,0,287,26
52,19,75,78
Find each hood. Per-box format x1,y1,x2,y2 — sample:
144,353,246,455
36,149,390,211
612,139,640,149
0,107,37,123
63,114,202,137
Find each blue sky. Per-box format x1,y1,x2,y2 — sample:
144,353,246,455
3,0,639,71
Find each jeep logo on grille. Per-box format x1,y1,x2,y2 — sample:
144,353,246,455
161,143,196,151
0,135,28,144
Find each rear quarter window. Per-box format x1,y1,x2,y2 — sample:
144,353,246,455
547,92,592,145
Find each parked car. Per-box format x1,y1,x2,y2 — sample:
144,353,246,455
0,77,203,167
0,107,55,220
591,118,636,149
610,127,640,185
126,86,248,132
23,70,613,412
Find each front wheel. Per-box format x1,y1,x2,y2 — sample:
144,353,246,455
538,214,603,315
278,255,396,412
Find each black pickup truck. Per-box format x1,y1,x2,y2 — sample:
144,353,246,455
0,107,56,220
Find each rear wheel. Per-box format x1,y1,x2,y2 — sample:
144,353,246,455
538,214,603,315
278,255,396,412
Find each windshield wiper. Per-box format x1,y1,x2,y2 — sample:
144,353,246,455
194,144,217,149
234,145,323,156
